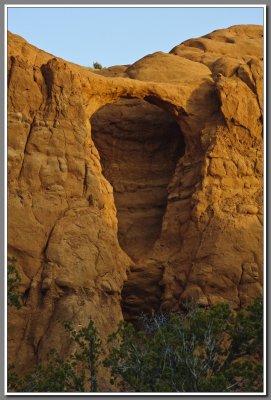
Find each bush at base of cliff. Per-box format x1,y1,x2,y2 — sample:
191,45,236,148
7,298,263,393
104,299,263,393
7,257,22,309
8,350,85,393
8,320,101,393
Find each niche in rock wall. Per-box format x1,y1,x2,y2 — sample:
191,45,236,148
90,98,185,260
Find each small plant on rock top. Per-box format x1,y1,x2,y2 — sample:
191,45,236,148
92,61,103,70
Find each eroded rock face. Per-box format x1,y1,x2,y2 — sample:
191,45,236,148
7,25,263,388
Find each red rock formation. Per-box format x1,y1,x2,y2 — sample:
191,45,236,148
7,25,263,389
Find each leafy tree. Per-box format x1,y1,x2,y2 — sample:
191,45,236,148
7,257,22,309
64,319,101,392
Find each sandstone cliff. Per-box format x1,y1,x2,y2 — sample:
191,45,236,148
7,25,263,389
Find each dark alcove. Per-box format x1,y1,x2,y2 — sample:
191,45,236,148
90,98,185,260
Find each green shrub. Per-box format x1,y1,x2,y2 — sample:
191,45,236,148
8,350,85,392
8,320,101,393
7,257,22,309
92,61,103,70
8,299,263,393
230,297,263,357
64,319,101,392
104,300,263,392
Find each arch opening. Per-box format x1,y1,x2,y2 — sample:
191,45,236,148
90,98,185,261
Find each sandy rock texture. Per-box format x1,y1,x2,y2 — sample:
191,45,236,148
7,25,263,388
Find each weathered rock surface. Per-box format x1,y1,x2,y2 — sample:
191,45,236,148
7,25,263,389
